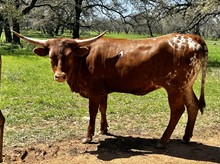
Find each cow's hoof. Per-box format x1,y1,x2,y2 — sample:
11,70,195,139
155,142,166,149
82,137,92,144
99,129,108,135
98,131,105,135
180,139,190,144
181,135,190,144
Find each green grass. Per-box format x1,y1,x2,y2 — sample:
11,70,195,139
0,33,220,147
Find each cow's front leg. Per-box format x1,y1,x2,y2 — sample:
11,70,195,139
99,95,108,134
82,96,99,144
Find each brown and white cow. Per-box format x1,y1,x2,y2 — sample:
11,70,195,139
13,31,208,148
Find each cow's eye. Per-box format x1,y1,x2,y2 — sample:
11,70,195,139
50,56,58,65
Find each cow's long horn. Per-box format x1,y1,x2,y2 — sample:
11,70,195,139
12,31,46,47
75,30,107,46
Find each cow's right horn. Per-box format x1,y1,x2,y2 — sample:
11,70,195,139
75,30,107,46
12,31,47,47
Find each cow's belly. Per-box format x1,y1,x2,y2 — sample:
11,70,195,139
105,77,161,95
105,63,200,94
127,85,161,95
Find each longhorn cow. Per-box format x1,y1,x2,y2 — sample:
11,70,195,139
13,31,208,149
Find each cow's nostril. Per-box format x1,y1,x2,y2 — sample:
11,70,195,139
54,72,66,82
54,75,60,80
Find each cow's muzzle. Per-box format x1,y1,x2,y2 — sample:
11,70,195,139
54,72,67,82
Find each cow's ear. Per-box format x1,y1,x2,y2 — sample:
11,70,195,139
33,47,49,56
75,46,89,57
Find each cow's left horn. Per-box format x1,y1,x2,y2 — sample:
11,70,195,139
75,30,107,46
12,31,47,47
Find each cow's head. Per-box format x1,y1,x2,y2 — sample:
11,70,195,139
13,31,107,82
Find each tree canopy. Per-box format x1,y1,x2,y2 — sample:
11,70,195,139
0,0,219,43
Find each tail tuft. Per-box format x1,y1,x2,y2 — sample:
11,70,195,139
199,94,205,114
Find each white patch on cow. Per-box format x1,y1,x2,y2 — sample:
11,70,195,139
188,38,196,50
181,36,187,43
189,53,198,66
187,37,201,50
168,40,175,49
168,35,187,50
168,35,201,51
118,51,124,58
175,35,187,50
172,36,178,43
184,52,201,87
196,44,202,50
165,70,178,85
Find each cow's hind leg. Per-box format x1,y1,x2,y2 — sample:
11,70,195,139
182,87,200,143
156,90,185,148
99,95,108,135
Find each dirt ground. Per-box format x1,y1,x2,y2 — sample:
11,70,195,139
2,131,220,164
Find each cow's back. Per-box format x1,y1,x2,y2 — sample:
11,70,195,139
87,34,206,95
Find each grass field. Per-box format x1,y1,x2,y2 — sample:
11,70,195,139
0,33,220,148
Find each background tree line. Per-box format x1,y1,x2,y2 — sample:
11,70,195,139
0,0,219,44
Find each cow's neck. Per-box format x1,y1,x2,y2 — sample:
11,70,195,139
66,57,89,98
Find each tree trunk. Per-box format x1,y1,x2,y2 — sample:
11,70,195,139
12,0,21,44
12,19,20,44
4,18,12,43
72,0,83,38
0,15,3,38
193,25,200,36
61,26,65,35
55,24,61,36
147,19,154,37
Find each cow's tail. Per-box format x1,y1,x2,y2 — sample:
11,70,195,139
198,40,208,114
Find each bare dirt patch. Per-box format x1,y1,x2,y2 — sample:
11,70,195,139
3,131,220,164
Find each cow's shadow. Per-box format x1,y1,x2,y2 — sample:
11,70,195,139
87,134,220,163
